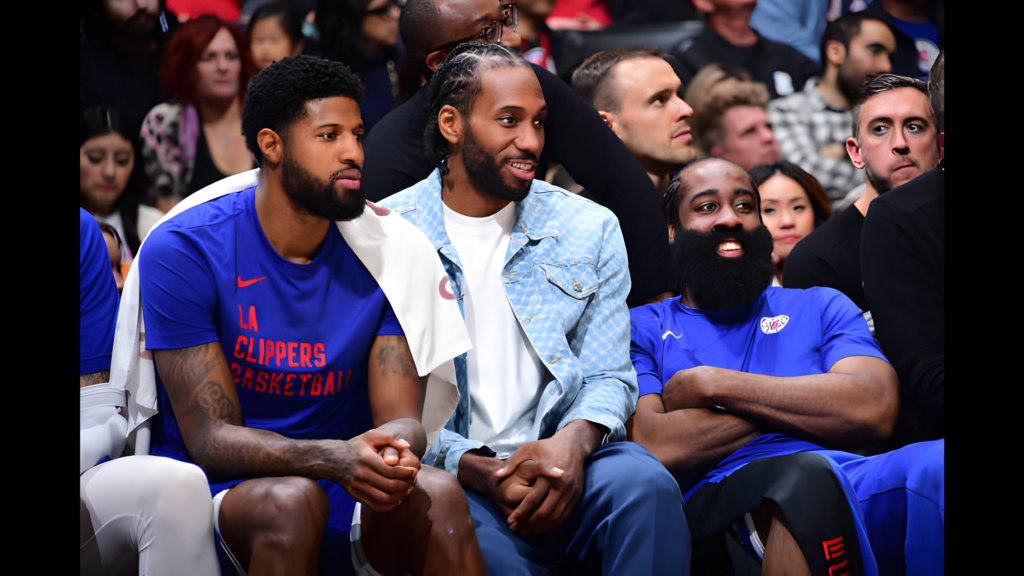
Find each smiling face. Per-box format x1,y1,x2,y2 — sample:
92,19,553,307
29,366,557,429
250,15,295,71
669,158,775,309
847,86,939,194
712,105,781,171
80,132,135,215
195,27,243,103
673,159,761,253
459,66,547,202
603,57,694,176
759,173,814,261
278,96,367,221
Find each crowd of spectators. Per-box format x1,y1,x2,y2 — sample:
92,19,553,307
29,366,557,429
80,0,944,573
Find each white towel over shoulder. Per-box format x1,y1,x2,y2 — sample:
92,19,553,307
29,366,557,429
110,169,468,450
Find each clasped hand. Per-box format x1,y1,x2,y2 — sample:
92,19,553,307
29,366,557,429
337,427,420,513
490,438,585,534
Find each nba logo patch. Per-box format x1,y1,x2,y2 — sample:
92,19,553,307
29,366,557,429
760,315,789,335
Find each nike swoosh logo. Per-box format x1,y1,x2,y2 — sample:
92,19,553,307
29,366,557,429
237,276,267,288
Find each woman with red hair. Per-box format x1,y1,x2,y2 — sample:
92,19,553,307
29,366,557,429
141,15,257,212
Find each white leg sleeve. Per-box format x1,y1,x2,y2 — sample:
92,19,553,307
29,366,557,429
80,384,128,474
80,456,221,576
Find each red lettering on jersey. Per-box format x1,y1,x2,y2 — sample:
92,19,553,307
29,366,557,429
268,372,282,395
258,339,264,364
300,343,312,368
275,342,285,367
284,374,295,395
245,337,258,363
313,343,325,367
256,371,268,392
299,374,310,395
241,368,253,390
325,372,335,395
238,304,247,329
310,373,322,395
288,342,298,367
234,335,247,359
248,306,259,332
344,368,352,389
230,362,241,383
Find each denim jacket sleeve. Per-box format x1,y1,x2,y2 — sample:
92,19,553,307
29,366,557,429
555,212,638,441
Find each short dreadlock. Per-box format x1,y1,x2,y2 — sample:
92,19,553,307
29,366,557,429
422,42,529,175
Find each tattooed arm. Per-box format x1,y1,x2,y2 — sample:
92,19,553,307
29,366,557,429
367,335,428,462
154,342,420,511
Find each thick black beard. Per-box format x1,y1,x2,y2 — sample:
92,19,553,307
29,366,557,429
280,151,365,222
462,126,532,203
672,224,775,310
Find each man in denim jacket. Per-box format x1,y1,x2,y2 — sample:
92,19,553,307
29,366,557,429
380,43,690,575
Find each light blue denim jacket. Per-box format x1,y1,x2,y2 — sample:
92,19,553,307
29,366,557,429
380,170,639,478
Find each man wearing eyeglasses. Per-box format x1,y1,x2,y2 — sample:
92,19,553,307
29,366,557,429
361,0,679,308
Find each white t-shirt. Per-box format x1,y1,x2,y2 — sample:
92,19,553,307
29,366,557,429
443,201,548,458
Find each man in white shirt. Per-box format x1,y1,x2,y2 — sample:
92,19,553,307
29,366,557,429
381,42,691,574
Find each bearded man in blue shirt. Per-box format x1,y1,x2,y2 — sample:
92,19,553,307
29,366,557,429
629,157,944,576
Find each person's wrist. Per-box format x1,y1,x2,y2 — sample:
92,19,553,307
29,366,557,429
458,452,500,496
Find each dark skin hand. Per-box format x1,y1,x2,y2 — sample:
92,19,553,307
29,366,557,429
154,334,427,513
459,419,605,534
661,356,899,449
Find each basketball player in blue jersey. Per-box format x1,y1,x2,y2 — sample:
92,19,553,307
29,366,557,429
140,56,486,576
628,158,944,576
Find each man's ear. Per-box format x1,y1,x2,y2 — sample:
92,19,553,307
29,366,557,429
668,223,676,243
426,50,446,72
257,128,284,165
598,110,615,131
846,136,864,169
438,105,463,146
825,40,847,68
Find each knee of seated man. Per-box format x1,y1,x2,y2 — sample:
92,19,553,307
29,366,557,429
134,456,211,499
410,467,471,522
241,477,330,536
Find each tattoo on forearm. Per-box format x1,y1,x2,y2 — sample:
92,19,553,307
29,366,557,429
376,340,419,380
194,380,235,422
80,370,110,387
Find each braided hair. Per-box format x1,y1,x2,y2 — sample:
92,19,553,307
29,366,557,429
423,42,528,175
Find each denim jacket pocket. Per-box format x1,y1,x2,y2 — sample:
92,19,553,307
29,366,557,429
540,263,597,300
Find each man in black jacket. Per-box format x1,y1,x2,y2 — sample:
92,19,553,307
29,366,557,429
860,52,944,448
362,0,676,306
